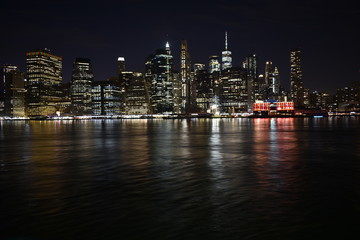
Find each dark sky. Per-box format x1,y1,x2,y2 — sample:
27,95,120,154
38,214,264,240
1,0,359,93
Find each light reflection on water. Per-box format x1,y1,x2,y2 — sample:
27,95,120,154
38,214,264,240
0,118,360,239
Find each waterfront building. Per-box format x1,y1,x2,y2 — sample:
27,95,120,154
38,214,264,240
145,42,176,114
26,49,62,117
119,71,135,113
124,72,149,115
220,67,248,113
194,69,213,113
221,31,232,71
70,58,94,115
92,80,121,115
290,48,304,107
1,65,26,117
253,100,294,116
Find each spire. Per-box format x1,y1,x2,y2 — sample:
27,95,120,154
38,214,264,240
225,31,228,50
165,41,171,54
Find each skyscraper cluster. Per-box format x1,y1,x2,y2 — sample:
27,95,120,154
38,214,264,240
1,32,358,118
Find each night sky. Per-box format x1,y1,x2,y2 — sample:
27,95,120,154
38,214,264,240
1,0,358,93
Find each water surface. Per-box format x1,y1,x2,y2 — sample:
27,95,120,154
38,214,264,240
1,118,360,239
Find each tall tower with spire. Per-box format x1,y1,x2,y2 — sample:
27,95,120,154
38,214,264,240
221,31,232,71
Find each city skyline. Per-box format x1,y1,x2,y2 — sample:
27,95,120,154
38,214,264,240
0,0,358,94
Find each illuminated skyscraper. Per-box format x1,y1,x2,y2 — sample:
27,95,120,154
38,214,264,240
265,61,280,97
145,42,175,113
290,48,304,107
272,67,280,94
209,56,220,73
220,67,248,113
70,58,94,115
194,63,205,76
124,72,149,114
221,31,232,71
1,65,26,117
265,61,273,86
245,54,259,108
180,39,191,113
92,80,121,115
117,57,126,74
26,49,62,117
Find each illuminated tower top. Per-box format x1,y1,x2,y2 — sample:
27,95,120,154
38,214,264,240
222,31,232,71
165,42,171,55
225,31,228,50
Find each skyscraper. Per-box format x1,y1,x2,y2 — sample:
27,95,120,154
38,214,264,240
1,65,26,117
221,31,232,71
265,61,280,97
145,42,176,114
245,54,259,108
209,56,220,73
117,57,126,74
26,49,62,117
265,61,273,87
70,58,94,115
220,67,248,113
92,79,121,116
290,48,304,107
124,72,149,114
194,63,205,76
180,39,191,113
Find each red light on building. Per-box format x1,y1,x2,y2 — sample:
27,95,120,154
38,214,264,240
253,102,270,111
276,102,294,111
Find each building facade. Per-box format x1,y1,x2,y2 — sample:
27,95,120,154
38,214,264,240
290,48,304,107
145,42,176,114
26,49,62,117
180,39,192,113
1,65,26,117
92,80,121,115
70,58,94,115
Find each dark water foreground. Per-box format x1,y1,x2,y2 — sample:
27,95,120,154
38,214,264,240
1,118,360,240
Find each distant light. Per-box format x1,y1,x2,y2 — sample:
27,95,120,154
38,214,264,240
118,57,125,61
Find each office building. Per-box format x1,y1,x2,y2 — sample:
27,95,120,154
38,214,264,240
124,72,149,114
180,39,191,113
290,48,304,107
92,80,121,115
209,56,220,73
145,42,176,114
245,54,259,109
118,57,126,74
70,58,94,115
1,65,26,117
220,67,248,113
26,49,62,117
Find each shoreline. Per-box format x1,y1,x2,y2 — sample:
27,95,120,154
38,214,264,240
1,114,359,121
